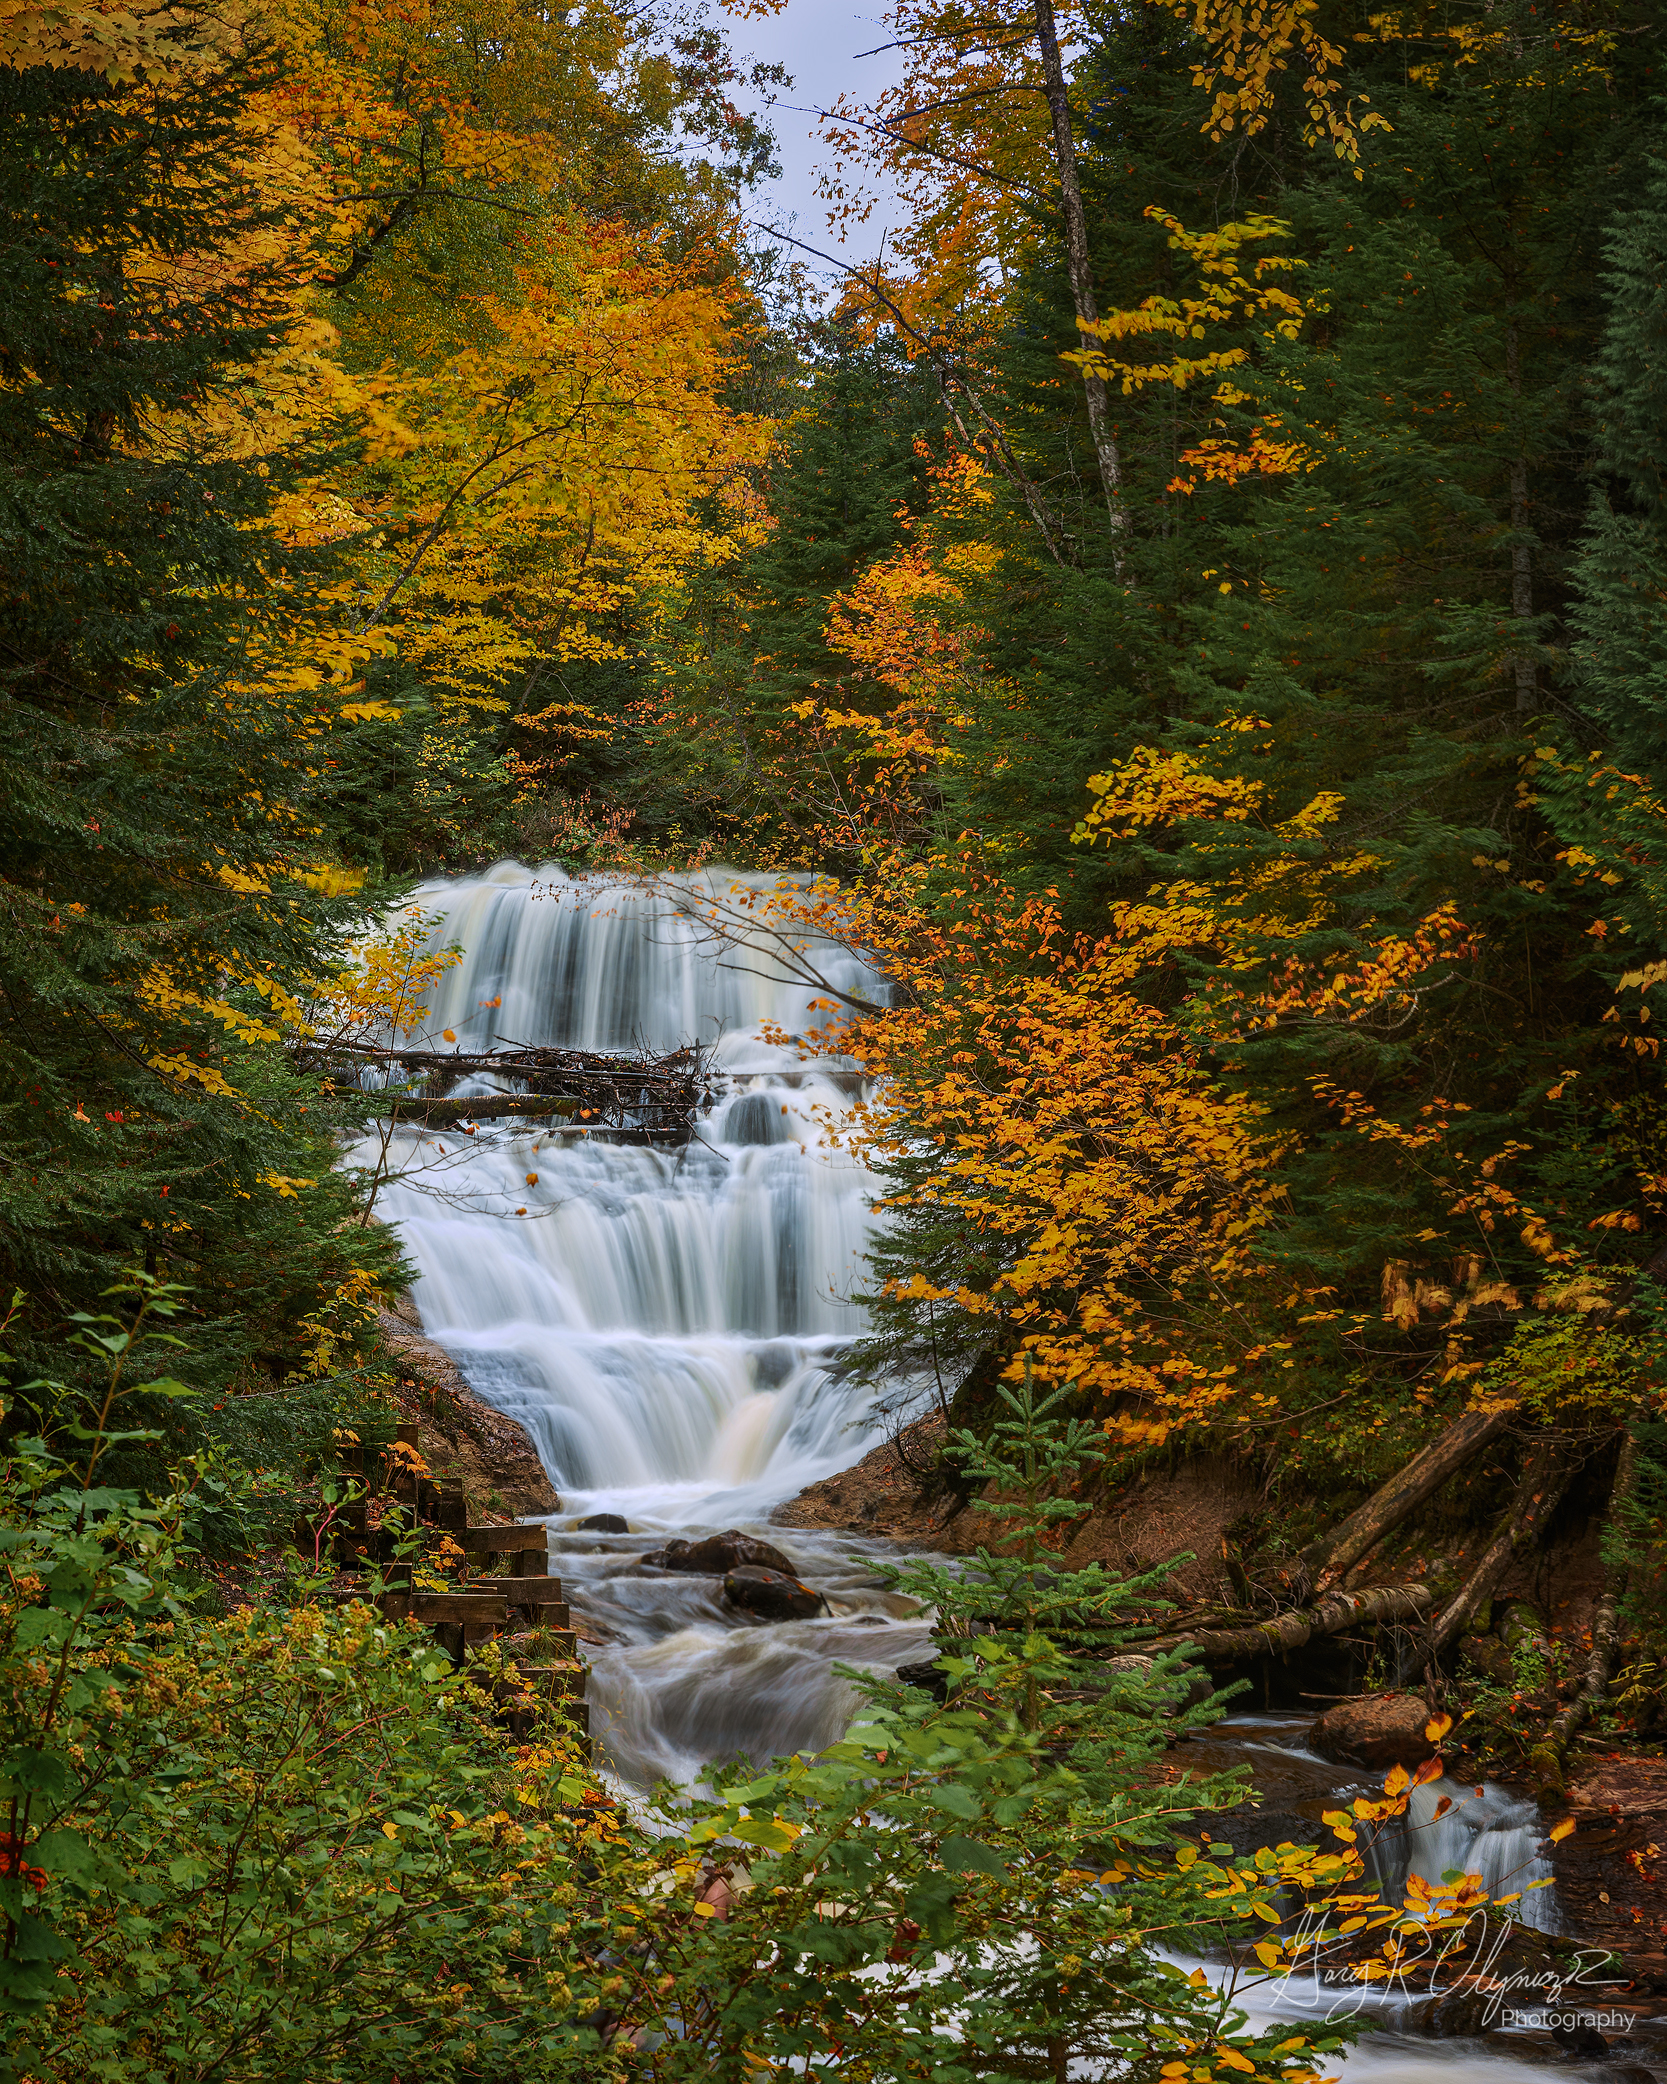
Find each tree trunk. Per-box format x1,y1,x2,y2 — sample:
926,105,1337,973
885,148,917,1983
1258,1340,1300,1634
1031,0,1127,550
1427,1437,1577,1656
1301,1404,1515,1592
388,1094,578,1124
1154,1582,1433,1665
1506,319,1536,713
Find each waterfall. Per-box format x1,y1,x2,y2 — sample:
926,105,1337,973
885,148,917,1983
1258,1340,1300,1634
1367,1778,1561,1934
369,862,894,1519
363,863,935,1783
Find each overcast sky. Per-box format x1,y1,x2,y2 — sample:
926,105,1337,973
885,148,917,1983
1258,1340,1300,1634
725,2,908,283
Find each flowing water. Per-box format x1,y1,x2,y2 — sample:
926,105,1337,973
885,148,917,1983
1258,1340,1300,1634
367,863,936,1781
367,864,1656,2080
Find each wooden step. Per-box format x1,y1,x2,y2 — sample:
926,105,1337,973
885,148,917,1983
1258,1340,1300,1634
457,1524,550,1558
497,1690,591,1743
465,1573,564,1599
515,1661,587,1701
376,1591,508,1626
417,1479,468,1530
488,1599,572,1630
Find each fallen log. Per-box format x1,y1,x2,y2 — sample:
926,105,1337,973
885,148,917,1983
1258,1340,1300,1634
388,1094,579,1125
1302,1405,1515,1592
319,1038,702,1076
1535,1428,1638,1789
1150,1582,1434,1665
1427,1437,1578,1656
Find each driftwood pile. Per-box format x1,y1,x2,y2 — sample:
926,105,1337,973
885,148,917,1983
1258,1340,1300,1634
303,1038,711,1144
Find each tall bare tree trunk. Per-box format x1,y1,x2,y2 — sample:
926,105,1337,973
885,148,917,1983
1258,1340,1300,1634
1536,1429,1640,1787
1506,318,1536,712
1031,0,1128,553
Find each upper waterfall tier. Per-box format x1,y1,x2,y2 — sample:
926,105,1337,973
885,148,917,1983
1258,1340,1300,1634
404,861,882,1056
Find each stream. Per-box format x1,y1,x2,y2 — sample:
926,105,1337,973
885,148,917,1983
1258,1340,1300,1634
370,863,1659,2082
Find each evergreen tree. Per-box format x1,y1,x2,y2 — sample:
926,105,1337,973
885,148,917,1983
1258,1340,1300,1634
1568,131,1667,784
636,320,945,861
0,33,397,1411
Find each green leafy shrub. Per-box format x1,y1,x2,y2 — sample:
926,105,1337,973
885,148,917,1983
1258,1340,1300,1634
0,1277,619,2083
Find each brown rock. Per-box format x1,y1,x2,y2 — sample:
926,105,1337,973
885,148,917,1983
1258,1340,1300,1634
1309,1691,1438,1770
773,1415,969,1547
722,1566,825,1621
375,1307,559,1518
639,1529,796,1576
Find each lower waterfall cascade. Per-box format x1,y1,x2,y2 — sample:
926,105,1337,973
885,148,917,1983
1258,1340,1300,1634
365,864,1641,2080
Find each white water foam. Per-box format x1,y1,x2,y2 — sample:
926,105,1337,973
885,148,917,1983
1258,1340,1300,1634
358,864,935,1786
364,862,895,1520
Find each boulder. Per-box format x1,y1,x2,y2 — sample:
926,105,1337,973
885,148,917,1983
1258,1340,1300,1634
578,1512,630,1534
1309,1691,1438,1770
722,1566,824,1622
896,1658,949,1703
639,1529,797,1576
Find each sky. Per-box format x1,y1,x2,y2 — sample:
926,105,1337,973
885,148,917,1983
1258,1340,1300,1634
722,2,908,281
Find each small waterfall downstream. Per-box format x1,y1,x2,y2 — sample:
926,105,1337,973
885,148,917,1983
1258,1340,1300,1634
1367,1778,1559,1934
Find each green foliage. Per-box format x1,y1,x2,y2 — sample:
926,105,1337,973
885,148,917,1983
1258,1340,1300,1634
0,1274,622,2081
1612,1419,1667,1641
624,1366,1357,2082
1568,122,1667,785
0,1282,1371,2084
629,322,947,862
0,37,402,1394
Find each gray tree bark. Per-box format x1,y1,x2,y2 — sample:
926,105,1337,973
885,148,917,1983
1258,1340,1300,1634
1427,1437,1577,1655
1031,0,1128,551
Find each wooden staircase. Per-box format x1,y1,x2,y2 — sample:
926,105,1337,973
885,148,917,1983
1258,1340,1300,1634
300,1421,589,1742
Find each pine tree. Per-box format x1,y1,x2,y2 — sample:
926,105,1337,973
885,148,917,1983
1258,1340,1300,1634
635,320,944,861
1568,133,1667,784
0,31,396,1408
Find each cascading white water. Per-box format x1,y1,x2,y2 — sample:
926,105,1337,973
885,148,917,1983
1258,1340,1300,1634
364,863,935,1780
363,882,1620,2074
372,863,893,1518
1370,1780,1560,1935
